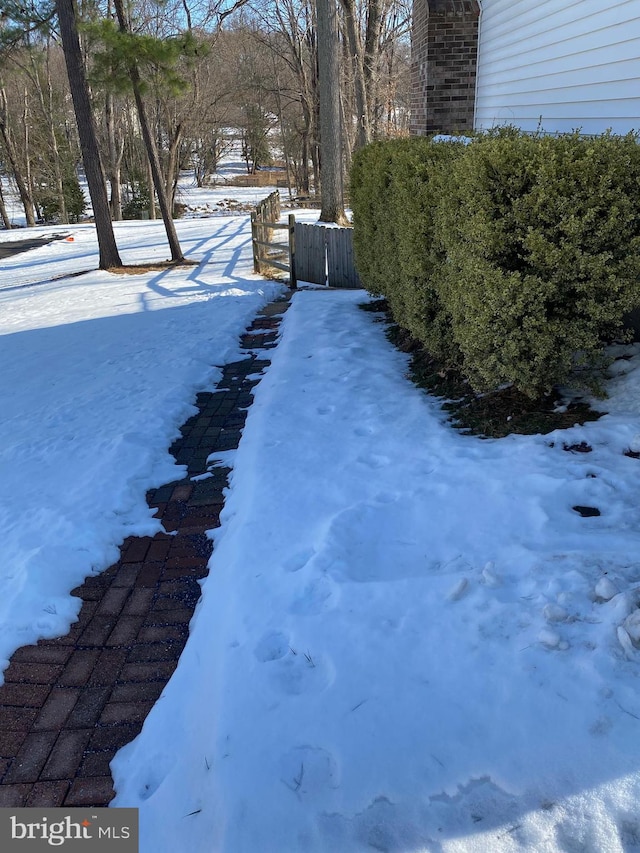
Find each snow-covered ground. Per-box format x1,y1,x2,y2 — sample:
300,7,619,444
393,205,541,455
109,289,640,852
0,164,287,229
0,210,282,669
4,172,640,851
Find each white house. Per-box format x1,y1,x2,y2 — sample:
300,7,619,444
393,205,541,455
475,0,640,134
411,0,640,136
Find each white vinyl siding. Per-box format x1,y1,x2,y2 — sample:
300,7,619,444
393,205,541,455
475,0,640,134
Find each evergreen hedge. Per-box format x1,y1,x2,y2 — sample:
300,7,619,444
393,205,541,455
351,129,640,398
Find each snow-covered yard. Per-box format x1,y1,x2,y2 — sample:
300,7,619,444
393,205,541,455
0,212,282,669
3,176,640,851
112,289,640,853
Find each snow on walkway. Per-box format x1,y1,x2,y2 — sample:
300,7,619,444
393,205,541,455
0,216,282,671
112,290,640,851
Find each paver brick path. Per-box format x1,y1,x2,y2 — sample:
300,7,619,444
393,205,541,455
0,292,292,808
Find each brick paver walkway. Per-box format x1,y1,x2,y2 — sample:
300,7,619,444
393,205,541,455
0,293,292,808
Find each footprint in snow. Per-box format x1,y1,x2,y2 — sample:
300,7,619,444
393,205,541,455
282,548,315,574
589,715,613,736
268,649,333,696
289,576,337,616
354,425,376,438
373,491,400,505
618,816,640,851
279,745,339,797
254,630,290,663
355,452,390,469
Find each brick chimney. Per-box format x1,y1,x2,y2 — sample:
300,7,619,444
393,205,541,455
410,0,480,136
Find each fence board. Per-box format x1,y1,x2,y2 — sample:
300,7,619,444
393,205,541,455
261,258,290,273
327,228,361,288
294,222,327,285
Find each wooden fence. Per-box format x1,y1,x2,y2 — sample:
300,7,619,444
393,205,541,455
250,191,294,280
251,191,361,289
292,222,361,288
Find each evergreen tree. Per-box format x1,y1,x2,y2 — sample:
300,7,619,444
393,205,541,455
90,0,199,262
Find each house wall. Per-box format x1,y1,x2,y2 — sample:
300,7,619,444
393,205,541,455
410,1,480,135
475,0,640,134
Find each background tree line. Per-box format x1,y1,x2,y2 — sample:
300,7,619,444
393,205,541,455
0,0,410,245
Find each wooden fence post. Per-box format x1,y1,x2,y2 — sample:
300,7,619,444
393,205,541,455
250,211,259,274
288,213,297,288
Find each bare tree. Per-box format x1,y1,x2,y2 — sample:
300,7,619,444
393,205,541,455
338,0,369,149
0,85,36,226
103,89,125,219
28,42,69,223
245,0,319,193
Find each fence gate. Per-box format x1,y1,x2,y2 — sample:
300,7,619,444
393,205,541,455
251,193,361,289
292,222,361,289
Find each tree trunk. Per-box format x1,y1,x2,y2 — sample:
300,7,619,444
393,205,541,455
54,0,122,269
0,89,36,227
113,0,184,261
165,122,183,214
146,159,156,220
300,127,310,194
339,0,370,150
0,180,12,229
272,64,294,199
105,92,123,220
21,88,40,220
316,0,348,224
131,85,184,258
364,0,384,113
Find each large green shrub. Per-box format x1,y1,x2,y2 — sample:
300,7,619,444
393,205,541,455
389,137,465,362
351,136,465,361
350,141,397,299
351,129,640,399
437,129,640,396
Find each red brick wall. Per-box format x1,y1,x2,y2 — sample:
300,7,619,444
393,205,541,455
410,0,480,136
